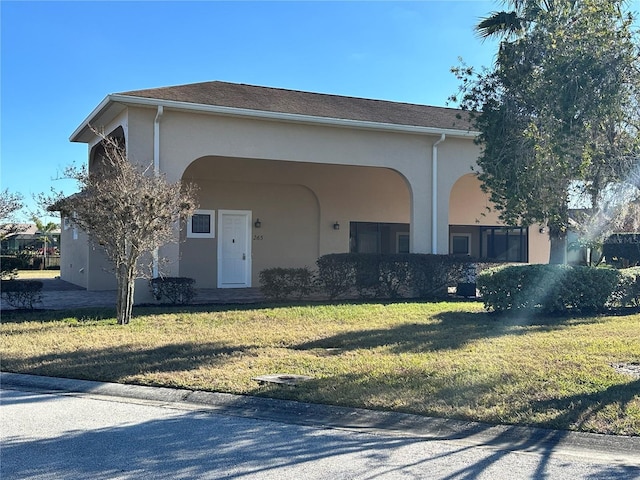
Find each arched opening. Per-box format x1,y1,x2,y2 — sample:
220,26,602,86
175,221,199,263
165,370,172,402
449,174,529,262
179,156,411,288
88,126,126,174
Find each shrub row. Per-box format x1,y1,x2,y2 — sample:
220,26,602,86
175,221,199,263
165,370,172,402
476,264,621,314
258,268,314,301
150,277,196,305
609,266,640,307
260,253,470,301
317,253,467,300
1,256,22,279
260,257,640,312
1,279,43,309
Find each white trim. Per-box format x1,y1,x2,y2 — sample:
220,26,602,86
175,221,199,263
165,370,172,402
72,94,479,141
187,209,215,239
153,105,163,175
431,134,446,254
217,210,252,288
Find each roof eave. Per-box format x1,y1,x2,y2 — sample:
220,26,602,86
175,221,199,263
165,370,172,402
69,95,128,143
106,94,480,139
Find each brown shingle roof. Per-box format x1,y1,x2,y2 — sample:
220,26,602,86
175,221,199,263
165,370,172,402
119,81,473,132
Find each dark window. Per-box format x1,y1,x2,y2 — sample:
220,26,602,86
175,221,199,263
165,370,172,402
481,227,528,262
397,234,410,254
191,214,211,234
452,235,470,255
350,222,410,254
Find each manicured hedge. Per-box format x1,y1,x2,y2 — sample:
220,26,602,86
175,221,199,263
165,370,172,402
477,264,620,314
609,266,640,307
259,267,315,301
1,279,43,309
150,277,196,305
1,255,29,279
260,254,468,302
316,253,467,300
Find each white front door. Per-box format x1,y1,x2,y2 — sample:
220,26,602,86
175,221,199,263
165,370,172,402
217,210,251,288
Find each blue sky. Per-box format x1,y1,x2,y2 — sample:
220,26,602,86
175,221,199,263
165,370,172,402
0,0,583,219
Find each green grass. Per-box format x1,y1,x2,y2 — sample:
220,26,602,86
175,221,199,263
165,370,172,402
2,301,639,435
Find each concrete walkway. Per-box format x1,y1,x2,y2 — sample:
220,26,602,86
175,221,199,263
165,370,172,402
0,277,265,311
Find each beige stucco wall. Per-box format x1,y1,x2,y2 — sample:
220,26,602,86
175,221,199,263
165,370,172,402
58,223,88,288
181,157,410,287
149,107,444,255
60,114,140,291
67,101,553,293
449,174,502,225
58,222,118,290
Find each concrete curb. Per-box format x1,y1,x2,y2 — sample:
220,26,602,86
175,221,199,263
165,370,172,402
2,371,639,466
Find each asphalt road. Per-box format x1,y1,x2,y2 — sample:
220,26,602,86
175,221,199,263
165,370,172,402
1,374,639,479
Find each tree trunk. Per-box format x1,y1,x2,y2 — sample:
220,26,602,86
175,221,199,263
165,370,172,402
116,265,136,325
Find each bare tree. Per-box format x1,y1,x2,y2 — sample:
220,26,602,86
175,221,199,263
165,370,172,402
1,189,25,279
48,127,197,325
0,189,24,239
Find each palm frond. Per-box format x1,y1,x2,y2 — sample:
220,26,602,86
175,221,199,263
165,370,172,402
476,11,524,39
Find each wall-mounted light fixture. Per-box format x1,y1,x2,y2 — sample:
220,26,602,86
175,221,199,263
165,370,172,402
333,221,340,230
254,218,262,228
539,227,546,234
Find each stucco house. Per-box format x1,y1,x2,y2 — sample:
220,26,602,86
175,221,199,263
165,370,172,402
60,81,550,296
1,224,61,255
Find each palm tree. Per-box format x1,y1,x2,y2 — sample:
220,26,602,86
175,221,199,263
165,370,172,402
476,10,525,40
31,216,58,269
475,1,572,40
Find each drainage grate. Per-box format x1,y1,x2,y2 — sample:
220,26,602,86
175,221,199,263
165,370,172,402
252,374,313,386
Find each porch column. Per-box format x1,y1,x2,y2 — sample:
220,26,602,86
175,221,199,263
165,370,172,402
436,190,451,255
409,173,432,254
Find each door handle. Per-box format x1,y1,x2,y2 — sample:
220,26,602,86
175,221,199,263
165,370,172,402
243,253,246,260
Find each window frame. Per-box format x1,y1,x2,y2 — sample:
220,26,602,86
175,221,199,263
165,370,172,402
187,209,215,239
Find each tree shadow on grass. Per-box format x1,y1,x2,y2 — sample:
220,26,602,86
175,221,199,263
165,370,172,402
294,310,599,353
522,378,640,435
1,341,250,384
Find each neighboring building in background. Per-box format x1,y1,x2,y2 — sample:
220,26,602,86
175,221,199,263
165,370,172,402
1,223,61,269
61,81,551,296
1,223,61,255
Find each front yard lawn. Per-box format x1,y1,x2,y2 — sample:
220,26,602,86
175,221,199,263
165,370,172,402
1,301,638,435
